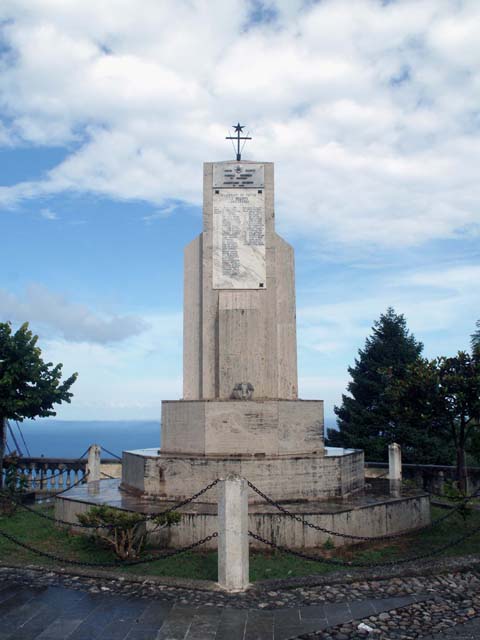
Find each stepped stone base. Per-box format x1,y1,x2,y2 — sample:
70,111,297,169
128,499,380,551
120,447,364,504
55,479,431,550
161,399,325,456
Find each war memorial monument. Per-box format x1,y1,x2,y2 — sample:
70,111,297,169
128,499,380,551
56,128,430,551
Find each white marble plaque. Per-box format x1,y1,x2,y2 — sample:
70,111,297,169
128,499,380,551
213,163,264,189
213,189,266,289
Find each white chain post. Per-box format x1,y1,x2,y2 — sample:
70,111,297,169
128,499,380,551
218,475,250,592
86,444,101,482
389,442,402,498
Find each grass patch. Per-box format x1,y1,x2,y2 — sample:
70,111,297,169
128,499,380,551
0,505,479,582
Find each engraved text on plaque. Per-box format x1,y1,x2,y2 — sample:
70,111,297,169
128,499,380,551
213,163,264,189
213,189,266,289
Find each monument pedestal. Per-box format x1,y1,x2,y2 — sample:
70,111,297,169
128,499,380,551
120,447,365,503
161,399,324,456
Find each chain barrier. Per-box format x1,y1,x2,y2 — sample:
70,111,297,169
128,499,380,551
246,480,480,542
51,470,90,496
420,485,480,501
0,477,220,530
248,523,480,568
0,527,218,568
100,446,122,461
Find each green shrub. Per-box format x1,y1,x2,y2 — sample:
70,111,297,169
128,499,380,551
77,505,180,560
0,457,28,516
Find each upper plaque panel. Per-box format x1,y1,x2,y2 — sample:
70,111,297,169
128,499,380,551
213,163,264,189
213,189,266,290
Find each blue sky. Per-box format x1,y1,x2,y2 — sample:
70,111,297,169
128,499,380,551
0,0,479,424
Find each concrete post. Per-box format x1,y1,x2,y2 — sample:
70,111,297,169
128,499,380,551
86,444,101,482
218,475,249,592
389,442,402,498
437,471,445,496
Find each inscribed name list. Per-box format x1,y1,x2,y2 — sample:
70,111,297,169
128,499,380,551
213,189,266,289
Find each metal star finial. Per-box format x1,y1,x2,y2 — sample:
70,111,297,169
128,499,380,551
226,123,251,161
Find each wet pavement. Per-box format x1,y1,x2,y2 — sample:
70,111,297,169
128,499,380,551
0,578,426,639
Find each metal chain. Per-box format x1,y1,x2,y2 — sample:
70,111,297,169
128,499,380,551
51,471,90,496
248,524,480,568
0,527,218,568
0,478,220,529
246,480,480,542
100,446,122,461
5,447,89,490
149,478,220,520
0,491,109,530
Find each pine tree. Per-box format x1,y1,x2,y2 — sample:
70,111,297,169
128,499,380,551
328,308,424,461
472,319,480,358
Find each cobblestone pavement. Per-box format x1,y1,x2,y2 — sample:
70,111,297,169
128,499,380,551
0,567,479,639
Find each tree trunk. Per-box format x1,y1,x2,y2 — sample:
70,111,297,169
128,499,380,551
0,417,6,490
456,446,468,495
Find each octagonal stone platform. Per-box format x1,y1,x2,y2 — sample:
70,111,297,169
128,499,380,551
55,478,431,550
120,446,364,504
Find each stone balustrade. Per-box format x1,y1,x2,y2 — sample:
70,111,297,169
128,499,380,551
4,456,122,494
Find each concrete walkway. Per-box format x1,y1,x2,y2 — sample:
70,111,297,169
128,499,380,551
0,579,426,640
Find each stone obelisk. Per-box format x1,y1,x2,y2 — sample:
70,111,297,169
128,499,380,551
161,159,325,457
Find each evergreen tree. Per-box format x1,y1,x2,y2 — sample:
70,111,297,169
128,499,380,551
472,319,480,358
387,352,480,492
328,308,424,461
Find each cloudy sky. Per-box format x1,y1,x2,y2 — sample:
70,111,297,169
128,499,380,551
0,0,479,423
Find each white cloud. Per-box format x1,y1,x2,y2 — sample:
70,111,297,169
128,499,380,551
39,207,57,220
298,262,480,357
38,312,183,419
0,0,478,248
142,204,177,223
0,284,148,343
401,265,480,291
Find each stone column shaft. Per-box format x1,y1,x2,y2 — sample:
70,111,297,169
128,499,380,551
86,444,101,482
218,476,249,592
389,442,402,498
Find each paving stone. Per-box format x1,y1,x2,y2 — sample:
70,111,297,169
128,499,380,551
299,604,326,621
275,621,328,640
215,608,248,640
244,609,274,639
35,616,84,639
156,604,193,639
6,606,67,640
0,568,479,639
324,602,352,627
124,624,159,640
0,597,49,639
186,606,222,640
347,600,375,620
138,601,173,626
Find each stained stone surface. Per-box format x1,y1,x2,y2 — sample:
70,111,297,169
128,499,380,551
213,189,266,290
56,477,430,550
182,161,298,401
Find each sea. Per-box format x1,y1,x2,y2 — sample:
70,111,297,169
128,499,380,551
8,420,161,459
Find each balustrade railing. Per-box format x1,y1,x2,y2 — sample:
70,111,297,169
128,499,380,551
3,456,121,494
6,457,87,494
